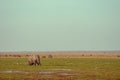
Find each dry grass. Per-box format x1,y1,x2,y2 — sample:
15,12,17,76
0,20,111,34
0,51,120,58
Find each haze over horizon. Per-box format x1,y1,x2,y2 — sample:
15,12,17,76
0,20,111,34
0,0,120,52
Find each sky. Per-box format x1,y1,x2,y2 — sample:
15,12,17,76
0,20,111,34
0,0,120,52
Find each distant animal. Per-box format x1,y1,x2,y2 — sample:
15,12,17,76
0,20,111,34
48,54,53,58
28,55,41,66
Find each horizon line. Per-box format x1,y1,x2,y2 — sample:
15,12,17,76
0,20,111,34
0,50,120,53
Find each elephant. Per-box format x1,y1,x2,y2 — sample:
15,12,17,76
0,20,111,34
28,55,41,66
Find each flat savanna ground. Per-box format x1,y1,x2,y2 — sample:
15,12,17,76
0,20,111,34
0,52,120,80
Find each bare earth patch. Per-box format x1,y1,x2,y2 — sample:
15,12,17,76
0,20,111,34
0,69,79,77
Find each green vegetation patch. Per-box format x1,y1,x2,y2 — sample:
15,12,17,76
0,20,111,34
0,58,120,80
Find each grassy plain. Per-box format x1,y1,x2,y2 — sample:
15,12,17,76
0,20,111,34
0,56,120,80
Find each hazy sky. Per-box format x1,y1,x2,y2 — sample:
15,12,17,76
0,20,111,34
0,0,120,52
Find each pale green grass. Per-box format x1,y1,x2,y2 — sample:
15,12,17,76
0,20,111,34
0,58,120,80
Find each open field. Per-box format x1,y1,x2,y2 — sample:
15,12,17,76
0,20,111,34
0,52,120,80
0,51,120,58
